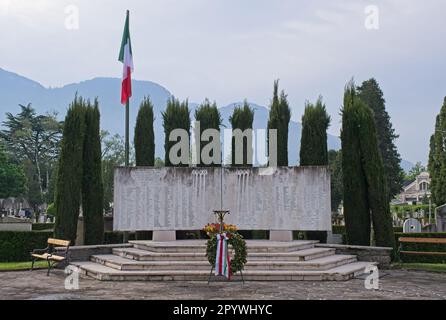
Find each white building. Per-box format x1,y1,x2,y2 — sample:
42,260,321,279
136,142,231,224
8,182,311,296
398,172,431,204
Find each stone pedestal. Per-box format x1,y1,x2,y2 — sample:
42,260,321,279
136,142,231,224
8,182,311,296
269,230,293,242
153,230,176,242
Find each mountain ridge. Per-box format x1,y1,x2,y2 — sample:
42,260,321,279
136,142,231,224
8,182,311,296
0,67,374,166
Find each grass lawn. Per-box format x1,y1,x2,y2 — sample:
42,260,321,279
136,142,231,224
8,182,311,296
0,261,48,271
394,263,446,273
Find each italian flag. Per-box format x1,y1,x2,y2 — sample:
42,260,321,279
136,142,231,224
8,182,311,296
215,233,231,279
118,11,133,105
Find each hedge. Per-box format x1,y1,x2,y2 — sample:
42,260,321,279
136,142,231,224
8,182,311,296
333,225,403,235
104,231,136,244
395,232,446,263
332,225,346,235
0,231,53,262
32,223,55,231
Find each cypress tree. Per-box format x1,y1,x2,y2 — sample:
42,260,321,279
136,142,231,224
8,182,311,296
341,81,395,247
358,102,395,248
358,79,404,199
428,97,446,205
267,80,291,166
194,99,222,167
300,97,330,166
229,101,254,167
341,83,371,246
82,100,104,245
134,97,155,166
162,97,191,167
54,96,86,244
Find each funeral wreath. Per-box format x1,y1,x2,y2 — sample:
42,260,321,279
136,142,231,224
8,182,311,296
204,223,248,274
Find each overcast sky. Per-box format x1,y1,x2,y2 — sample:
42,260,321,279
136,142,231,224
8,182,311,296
1,0,445,164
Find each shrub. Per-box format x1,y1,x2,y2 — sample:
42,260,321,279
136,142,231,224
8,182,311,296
0,231,53,262
32,223,55,231
332,225,346,235
103,231,136,244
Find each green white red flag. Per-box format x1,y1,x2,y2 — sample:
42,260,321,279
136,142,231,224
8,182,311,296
118,11,133,105
215,233,231,279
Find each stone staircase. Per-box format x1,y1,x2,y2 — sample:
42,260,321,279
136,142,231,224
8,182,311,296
72,240,376,281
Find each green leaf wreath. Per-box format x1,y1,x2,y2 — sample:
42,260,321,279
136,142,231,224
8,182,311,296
206,232,247,274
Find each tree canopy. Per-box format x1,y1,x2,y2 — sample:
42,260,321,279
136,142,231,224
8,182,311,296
267,80,291,166
0,143,26,199
341,81,395,248
229,101,254,167
358,79,404,199
0,104,62,208
428,97,446,206
134,97,155,167
300,96,330,166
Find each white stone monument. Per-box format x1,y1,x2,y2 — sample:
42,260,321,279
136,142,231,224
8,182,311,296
113,167,332,241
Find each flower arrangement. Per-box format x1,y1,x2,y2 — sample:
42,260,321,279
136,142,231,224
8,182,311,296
203,222,247,276
203,223,238,235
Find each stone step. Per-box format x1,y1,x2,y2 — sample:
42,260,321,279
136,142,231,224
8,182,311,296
113,248,207,261
248,248,336,261
113,247,336,262
90,254,356,271
72,261,376,281
129,240,319,253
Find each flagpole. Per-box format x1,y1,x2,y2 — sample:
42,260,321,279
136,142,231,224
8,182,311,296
124,9,130,167
123,10,130,244
125,100,130,166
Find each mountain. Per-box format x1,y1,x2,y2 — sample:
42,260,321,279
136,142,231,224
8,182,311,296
400,159,415,173
0,67,342,164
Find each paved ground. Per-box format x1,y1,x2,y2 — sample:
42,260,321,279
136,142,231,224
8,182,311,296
0,269,445,300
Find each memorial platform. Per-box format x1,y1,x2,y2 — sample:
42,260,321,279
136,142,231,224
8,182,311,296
72,240,377,281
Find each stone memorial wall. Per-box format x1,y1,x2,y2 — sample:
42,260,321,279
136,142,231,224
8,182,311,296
113,167,332,231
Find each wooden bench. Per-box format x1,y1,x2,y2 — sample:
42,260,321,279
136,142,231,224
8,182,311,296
31,238,71,276
399,237,446,257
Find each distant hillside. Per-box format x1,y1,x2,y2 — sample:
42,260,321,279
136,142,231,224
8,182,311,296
0,67,342,165
400,159,415,173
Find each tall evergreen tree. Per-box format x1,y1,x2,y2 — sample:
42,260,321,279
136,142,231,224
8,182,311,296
300,97,330,166
341,84,372,245
134,97,155,166
162,97,191,167
358,102,395,248
230,101,254,167
194,99,222,167
428,97,446,205
358,79,404,199
82,101,104,245
341,81,395,247
267,80,291,166
54,96,86,243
